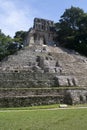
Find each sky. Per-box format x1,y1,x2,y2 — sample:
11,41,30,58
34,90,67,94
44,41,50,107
0,0,87,37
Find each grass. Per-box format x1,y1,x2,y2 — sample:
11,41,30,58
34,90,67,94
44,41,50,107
0,106,87,130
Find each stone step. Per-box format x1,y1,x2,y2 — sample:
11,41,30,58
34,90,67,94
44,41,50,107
0,87,86,107
0,95,64,107
0,88,64,97
0,95,63,98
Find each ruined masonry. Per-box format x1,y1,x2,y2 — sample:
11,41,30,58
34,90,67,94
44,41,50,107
0,18,87,107
26,18,56,46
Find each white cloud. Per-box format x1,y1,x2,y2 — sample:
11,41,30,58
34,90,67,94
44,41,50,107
0,0,34,37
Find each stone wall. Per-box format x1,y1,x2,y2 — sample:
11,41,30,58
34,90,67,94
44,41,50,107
0,88,63,107
34,18,54,31
64,89,87,105
0,88,87,107
0,96,62,107
26,18,56,46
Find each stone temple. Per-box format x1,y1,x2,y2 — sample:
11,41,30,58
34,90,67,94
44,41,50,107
0,18,87,107
26,18,56,46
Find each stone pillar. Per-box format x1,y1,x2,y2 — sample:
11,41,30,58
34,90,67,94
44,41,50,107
29,36,34,45
40,37,44,45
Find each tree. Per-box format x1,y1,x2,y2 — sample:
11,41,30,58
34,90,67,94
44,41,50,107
0,29,28,61
55,6,87,56
0,32,12,60
14,30,27,44
56,6,85,46
76,14,87,44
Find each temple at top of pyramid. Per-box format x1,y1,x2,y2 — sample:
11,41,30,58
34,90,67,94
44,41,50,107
26,18,57,46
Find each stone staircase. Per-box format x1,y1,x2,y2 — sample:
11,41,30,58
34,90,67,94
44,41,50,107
0,44,87,106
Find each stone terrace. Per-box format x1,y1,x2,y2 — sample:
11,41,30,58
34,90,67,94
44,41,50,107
0,44,87,106
0,44,87,87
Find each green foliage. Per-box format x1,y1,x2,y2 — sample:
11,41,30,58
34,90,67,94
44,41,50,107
55,6,87,56
14,30,27,44
7,42,18,55
0,30,27,61
60,6,84,30
0,32,13,60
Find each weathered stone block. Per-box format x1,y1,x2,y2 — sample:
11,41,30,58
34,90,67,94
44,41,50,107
64,90,87,105
54,76,78,87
